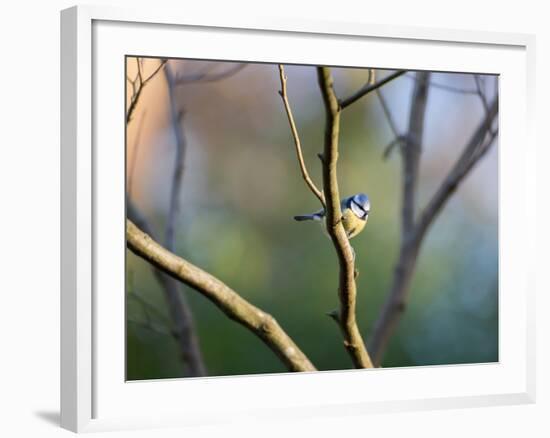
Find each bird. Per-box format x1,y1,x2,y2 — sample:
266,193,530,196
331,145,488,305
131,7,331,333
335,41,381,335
293,193,370,239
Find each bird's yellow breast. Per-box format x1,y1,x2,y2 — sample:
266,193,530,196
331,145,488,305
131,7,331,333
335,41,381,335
330,208,367,239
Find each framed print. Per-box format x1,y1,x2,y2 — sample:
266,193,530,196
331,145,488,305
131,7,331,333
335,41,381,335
60,5,536,433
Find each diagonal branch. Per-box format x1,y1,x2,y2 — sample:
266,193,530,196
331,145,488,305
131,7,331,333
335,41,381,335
415,96,499,241
375,89,405,160
127,219,317,372
317,67,374,369
339,70,407,110
278,65,326,208
127,200,207,376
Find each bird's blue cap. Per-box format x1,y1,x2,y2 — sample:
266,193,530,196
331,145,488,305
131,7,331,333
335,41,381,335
353,193,370,209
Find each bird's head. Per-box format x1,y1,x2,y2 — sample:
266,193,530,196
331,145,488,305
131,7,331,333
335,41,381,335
349,193,370,220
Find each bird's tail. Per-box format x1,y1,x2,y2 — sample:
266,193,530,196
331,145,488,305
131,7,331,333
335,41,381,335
293,214,323,221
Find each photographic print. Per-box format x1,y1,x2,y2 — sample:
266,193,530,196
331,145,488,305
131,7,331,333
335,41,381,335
125,57,498,380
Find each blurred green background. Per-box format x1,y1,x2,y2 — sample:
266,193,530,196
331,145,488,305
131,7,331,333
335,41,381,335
126,58,498,380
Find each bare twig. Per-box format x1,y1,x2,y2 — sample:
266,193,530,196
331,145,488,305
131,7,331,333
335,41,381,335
404,72,480,95
128,319,173,337
474,75,497,137
127,219,317,372
127,200,207,376
175,63,247,86
375,89,400,140
126,58,167,124
339,70,407,109
375,89,405,160
317,67,374,369
369,69,376,85
129,290,173,327
127,111,146,198
278,65,326,208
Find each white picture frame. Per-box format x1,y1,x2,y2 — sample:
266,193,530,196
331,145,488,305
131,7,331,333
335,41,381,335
60,5,536,433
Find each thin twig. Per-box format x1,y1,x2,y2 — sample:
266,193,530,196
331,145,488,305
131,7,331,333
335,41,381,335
339,70,407,109
375,89,400,139
404,72,480,95
278,65,326,208
375,89,404,160
317,67,374,369
126,219,317,372
128,319,173,337
126,58,167,124
175,64,247,86
129,290,173,327
474,75,497,136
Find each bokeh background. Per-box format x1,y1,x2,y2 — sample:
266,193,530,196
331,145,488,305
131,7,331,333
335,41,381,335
125,57,498,380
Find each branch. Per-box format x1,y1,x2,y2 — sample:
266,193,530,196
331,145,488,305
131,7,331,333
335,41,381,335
339,70,406,110
376,89,400,140
126,58,167,124
404,72,480,95
163,63,187,251
127,110,146,197
126,219,317,372
127,200,207,376
278,65,326,208
317,67,374,369
368,92,499,366
175,63,247,85
375,89,404,160
367,72,431,365
415,96,499,241
401,72,431,233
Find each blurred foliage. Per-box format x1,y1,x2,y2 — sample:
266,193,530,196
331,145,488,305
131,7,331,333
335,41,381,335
126,59,498,380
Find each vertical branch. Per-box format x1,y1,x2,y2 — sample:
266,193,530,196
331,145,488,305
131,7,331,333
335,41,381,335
127,110,146,198
368,72,430,365
401,72,430,233
159,62,207,376
164,63,187,251
317,67,374,369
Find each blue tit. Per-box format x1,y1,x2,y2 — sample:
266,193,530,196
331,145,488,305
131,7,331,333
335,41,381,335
293,193,370,239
